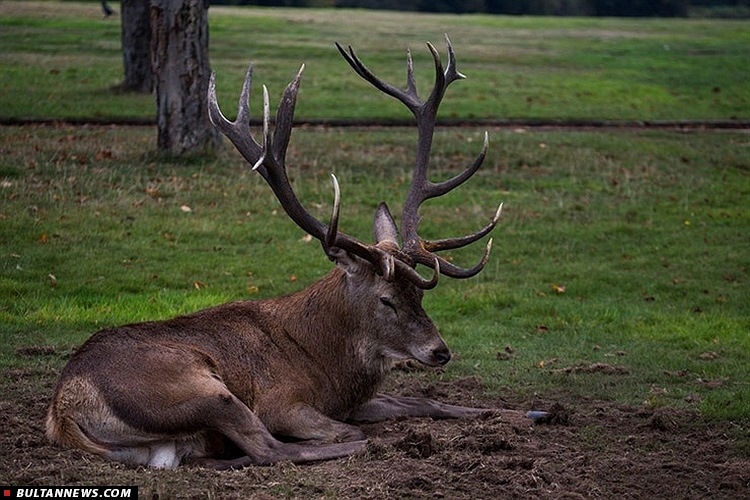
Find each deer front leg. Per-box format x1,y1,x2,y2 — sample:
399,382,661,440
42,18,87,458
266,402,366,443
348,394,487,422
349,393,533,424
190,392,367,469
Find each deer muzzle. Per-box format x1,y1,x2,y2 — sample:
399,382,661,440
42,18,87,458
409,339,452,367
432,346,451,366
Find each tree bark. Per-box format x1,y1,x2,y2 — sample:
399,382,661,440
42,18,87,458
121,0,153,93
151,0,219,155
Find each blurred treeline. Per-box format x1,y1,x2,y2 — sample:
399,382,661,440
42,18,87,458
210,0,750,17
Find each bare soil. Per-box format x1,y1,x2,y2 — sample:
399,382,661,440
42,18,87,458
1,364,748,499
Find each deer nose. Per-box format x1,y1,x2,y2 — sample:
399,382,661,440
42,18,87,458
433,347,451,366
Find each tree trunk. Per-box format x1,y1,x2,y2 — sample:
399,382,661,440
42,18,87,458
121,0,153,93
151,0,219,155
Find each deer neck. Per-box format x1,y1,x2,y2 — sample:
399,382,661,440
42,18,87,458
273,267,391,384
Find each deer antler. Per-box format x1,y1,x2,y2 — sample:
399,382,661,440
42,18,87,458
336,34,501,279
208,35,500,288
208,63,436,288
208,64,324,242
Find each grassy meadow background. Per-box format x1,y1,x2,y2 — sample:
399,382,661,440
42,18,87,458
1,1,749,121
1,1,749,427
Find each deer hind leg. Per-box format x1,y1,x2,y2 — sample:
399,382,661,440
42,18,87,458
46,375,186,468
105,442,180,469
49,361,364,469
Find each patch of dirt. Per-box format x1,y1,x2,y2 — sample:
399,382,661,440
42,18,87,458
1,368,748,499
549,362,631,375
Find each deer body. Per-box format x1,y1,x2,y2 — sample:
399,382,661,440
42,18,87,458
47,36,534,469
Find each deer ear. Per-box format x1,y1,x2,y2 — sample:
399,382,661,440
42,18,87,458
328,247,370,277
373,202,399,246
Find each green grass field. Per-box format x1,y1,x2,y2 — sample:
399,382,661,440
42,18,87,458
0,2,748,425
1,124,748,421
1,1,748,121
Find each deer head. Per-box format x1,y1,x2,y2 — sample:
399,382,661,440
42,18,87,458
208,34,501,297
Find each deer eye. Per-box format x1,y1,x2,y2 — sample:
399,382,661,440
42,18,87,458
379,297,397,313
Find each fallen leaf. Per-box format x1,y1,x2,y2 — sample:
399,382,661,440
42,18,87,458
698,351,719,360
193,281,207,290
605,350,627,357
535,325,549,332
180,205,192,213
552,284,566,293
95,150,113,160
696,378,724,389
537,357,561,369
39,233,49,243
48,273,57,287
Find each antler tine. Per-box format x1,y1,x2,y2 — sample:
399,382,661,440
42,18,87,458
424,41,445,111
253,84,271,172
324,174,341,255
410,238,493,280
425,203,503,253
405,48,418,97
335,42,421,113
444,33,466,84
422,35,465,118
208,65,262,166
272,64,304,167
427,131,489,199
395,257,440,290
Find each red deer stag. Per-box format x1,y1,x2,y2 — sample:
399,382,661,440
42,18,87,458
46,36,534,470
